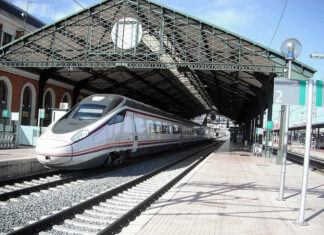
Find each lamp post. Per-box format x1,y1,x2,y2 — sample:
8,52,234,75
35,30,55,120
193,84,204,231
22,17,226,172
278,38,302,201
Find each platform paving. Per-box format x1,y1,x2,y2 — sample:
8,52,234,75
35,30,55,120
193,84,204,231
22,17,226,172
0,147,36,162
0,147,46,179
120,141,324,235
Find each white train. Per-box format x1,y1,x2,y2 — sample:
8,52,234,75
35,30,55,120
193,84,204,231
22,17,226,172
36,94,214,169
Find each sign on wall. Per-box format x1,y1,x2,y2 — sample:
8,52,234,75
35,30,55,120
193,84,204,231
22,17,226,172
39,109,45,119
2,110,8,118
11,112,19,121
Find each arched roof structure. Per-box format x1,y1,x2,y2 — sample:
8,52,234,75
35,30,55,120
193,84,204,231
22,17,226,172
0,0,316,122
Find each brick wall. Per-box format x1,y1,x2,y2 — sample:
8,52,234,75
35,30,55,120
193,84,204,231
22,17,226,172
0,70,89,121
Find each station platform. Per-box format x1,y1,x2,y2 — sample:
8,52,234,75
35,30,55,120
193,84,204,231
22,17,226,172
120,141,324,235
273,143,324,161
0,147,46,179
287,145,324,161
0,146,36,161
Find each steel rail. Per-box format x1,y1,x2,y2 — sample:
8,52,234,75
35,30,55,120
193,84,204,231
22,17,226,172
8,141,221,235
0,171,93,201
0,143,211,202
0,170,61,187
99,142,219,235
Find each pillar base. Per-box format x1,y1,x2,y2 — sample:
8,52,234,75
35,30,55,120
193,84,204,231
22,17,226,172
294,220,309,226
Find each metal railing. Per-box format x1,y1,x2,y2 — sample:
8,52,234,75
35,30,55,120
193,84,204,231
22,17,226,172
0,132,16,149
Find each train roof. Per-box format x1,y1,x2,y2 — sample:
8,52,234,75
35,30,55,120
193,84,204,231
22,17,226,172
82,94,201,126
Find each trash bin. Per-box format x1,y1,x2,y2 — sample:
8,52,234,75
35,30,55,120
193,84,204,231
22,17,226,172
251,143,263,157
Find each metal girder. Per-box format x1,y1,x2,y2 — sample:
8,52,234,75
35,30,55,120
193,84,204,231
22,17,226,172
0,0,317,122
0,61,284,73
156,69,205,110
122,68,194,113
102,69,156,90
0,0,315,78
86,68,185,115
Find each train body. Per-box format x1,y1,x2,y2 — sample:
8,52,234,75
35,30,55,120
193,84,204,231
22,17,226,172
36,94,214,170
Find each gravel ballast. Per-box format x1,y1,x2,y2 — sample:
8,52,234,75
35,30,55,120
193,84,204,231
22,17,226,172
0,143,211,233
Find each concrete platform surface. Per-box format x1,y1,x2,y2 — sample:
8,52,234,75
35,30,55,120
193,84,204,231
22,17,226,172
0,147,36,162
120,141,324,235
0,147,47,179
273,143,324,161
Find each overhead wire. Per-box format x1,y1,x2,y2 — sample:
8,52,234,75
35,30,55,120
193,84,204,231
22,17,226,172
268,0,288,49
72,0,85,9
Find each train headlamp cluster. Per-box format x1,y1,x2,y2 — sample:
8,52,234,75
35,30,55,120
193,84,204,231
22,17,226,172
71,130,89,142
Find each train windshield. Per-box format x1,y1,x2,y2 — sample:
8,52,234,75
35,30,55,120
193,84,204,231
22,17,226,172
71,104,106,120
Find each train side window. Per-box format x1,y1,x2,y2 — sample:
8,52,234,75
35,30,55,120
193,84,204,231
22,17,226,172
162,125,169,134
150,124,156,134
173,125,179,134
156,125,162,134
108,110,126,125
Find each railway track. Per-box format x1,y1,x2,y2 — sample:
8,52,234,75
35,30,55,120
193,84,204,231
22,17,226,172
8,142,221,235
0,170,61,187
0,170,90,201
0,145,199,202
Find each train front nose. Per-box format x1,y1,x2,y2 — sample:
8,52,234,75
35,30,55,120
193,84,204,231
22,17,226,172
36,138,72,167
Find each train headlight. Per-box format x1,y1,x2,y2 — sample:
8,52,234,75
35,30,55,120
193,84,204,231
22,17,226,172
71,130,89,142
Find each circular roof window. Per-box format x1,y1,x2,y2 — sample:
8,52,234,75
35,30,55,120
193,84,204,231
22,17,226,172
111,17,143,50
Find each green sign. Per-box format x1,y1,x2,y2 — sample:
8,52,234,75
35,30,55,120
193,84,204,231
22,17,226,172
39,109,45,119
2,109,8,118
316,80,324,106
266,121,273,129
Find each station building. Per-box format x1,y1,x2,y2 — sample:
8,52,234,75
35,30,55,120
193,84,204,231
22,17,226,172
0,0,91,127
0,0,316,148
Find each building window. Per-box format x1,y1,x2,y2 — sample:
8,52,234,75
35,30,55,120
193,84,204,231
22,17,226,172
61,93,71,109
77,96,83,103
2,32,12,46
21,86,32,125
0,80,7,114
43,90,54,127
62,94,69,103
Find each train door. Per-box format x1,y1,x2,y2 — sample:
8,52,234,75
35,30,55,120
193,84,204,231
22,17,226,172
132,113,139,152
180,123,183,144
107,110,126,147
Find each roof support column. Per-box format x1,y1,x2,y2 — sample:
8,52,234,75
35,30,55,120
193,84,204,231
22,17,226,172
267,77,274,121
72,83,82,107
37,70,51,111
72,75,94,107
265,76,275,157
250,119,254,143
253,116,258,143
241,121,250,145
258,101,267,144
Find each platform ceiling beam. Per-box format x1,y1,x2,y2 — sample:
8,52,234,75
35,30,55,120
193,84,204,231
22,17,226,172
0,0,317,122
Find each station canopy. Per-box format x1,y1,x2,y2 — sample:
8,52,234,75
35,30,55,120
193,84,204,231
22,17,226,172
0,0,316,122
